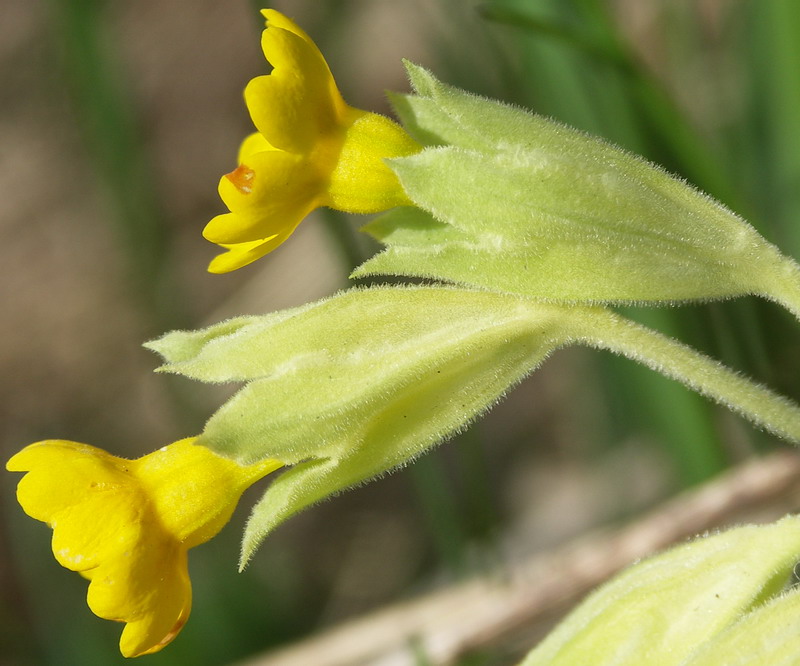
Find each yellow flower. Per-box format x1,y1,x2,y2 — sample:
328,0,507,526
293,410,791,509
203,9,421,273
6,437,281,657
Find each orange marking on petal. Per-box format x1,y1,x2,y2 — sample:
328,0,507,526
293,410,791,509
225,165,256,194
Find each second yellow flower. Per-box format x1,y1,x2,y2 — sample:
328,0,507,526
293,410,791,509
204,9,420,273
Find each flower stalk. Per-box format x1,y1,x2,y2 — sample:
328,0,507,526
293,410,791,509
564,308,800,443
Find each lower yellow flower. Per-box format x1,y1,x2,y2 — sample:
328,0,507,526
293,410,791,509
6,437,281,657
203,9,421,273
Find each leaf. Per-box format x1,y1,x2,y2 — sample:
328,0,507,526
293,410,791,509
522,516,800,666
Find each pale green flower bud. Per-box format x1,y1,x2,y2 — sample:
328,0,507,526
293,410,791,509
355,63,800,319
522,516,800,666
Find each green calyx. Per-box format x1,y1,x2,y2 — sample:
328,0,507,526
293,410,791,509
356,63,800,318
147,286,571,565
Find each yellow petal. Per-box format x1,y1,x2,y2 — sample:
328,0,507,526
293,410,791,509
8,440,134,531
260,9,315,42
207,150,321,244
207,232,294,274
238,131,274,162
91,534,190,658
245,19,345,154
50,486,143,572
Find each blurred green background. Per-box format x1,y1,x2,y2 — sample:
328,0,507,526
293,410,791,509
2,0,800,664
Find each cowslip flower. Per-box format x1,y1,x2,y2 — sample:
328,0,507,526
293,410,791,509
6,437,281,657
203,9,421,273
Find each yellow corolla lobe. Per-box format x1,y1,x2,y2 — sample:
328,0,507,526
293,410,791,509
204,9,420,273
7,437,281,657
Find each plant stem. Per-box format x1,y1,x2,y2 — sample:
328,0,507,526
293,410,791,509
569,308,800,443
